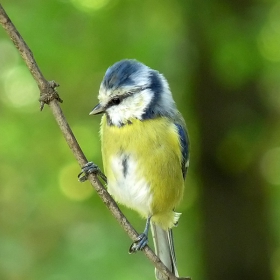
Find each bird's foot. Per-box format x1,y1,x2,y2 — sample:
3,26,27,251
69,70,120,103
129,233,148,254
78,162,107,183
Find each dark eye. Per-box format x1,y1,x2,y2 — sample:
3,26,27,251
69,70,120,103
110,97,121,106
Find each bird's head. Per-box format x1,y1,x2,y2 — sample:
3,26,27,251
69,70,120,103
90,59,176,126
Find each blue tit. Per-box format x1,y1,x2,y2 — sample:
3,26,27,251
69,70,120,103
89,59,189,280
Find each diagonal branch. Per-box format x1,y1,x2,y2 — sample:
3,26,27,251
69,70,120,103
0,4,190,280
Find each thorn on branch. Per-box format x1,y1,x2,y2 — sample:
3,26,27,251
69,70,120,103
39,80,62,111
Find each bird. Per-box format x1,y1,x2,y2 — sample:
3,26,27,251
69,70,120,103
83,59,189,279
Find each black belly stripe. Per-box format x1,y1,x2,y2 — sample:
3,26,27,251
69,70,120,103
122,155,129,177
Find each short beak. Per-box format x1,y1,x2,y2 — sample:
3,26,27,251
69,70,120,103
89,103,105,115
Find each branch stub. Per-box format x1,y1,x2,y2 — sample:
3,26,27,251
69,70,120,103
39,80,62,110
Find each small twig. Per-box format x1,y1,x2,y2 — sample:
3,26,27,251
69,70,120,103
0,4,190,280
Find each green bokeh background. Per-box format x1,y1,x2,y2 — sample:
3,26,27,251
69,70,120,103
0,1,280,280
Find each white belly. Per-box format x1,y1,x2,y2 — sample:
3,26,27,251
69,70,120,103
107,154,152,217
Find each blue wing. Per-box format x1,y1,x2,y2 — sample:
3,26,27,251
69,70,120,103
175,123,189,180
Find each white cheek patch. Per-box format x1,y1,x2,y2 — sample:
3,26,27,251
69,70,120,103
106,90,153,126
106,107,123,126
108,154,152,216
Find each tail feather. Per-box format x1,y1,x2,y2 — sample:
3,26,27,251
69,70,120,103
151,222,179,280
167,228,179,276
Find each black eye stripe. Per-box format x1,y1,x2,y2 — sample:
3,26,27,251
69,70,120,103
106,92,133,107
108,97,121,106
106,87,150,109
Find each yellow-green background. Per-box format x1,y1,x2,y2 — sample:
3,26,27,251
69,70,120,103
0,1,280,280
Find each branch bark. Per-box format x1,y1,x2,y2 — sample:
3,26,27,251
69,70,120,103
0,4,190,280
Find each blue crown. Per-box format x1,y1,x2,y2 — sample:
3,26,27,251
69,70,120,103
102,59,143,90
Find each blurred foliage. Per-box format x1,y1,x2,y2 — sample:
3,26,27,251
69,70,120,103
0,0,280,280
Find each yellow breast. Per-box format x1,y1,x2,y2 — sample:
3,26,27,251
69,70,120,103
100,115,184,229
